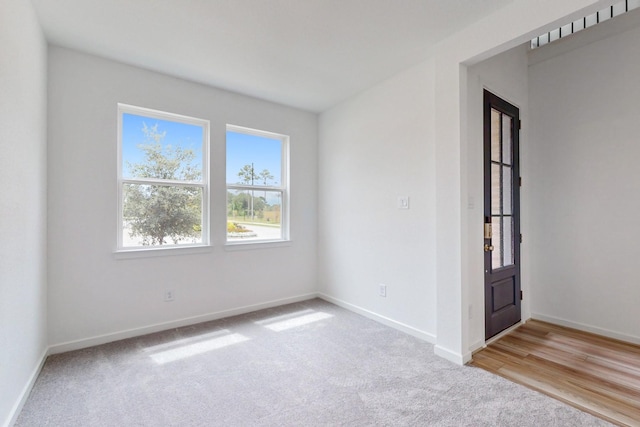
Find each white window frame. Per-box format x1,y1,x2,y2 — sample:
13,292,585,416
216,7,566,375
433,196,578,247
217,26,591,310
117,104,210,253
226,124,290,245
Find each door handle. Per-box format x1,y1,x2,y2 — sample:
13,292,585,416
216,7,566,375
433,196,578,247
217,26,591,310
484,244,494,252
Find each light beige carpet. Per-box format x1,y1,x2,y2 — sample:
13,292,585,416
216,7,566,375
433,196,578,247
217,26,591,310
16,299,610,426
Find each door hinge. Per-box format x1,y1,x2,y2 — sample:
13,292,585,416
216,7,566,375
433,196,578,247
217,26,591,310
519,177,522,187
520,290,523,300
518,119,522,130
520,234,523,243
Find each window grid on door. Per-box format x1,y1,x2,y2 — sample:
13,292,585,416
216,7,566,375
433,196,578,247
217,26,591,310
490,108,515,270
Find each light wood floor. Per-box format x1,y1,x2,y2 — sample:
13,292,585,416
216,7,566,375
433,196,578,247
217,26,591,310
471,320,640,427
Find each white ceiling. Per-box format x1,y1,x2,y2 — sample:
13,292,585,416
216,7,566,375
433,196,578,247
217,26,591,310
31,0,513,112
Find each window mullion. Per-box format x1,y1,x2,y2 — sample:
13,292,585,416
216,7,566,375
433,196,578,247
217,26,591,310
122,177,205,187
227,184,284,192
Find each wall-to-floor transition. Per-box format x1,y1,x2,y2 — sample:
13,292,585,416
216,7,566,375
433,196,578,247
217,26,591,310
0,1,48,426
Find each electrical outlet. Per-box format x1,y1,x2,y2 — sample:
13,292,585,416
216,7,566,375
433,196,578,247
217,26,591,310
379,284,387,297
397,196,410,210
164,290,175,302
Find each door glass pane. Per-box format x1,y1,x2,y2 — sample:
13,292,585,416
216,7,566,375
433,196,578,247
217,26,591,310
503,216,514,266
502,165,512,215
491,164,501,215
502,114,512,165
491,216,502,269
491,109,501,162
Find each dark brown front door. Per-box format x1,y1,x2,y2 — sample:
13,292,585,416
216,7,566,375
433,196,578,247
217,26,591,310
484,90,521,340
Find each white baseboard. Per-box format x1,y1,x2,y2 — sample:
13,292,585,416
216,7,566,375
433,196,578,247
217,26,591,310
469,339,485,353
531,312,640,345
4,347,48,427
317,293,436,344
434,344,470,365
49,293,319,354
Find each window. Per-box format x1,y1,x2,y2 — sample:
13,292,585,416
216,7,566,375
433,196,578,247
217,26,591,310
117,104,209,250
226,125,289,243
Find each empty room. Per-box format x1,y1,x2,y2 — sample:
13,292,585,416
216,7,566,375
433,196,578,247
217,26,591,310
2,0,639,425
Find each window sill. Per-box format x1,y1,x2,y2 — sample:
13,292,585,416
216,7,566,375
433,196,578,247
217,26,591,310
114,244,213,260
224,240,291,251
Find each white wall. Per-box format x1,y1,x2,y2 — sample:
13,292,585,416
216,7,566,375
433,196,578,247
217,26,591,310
318,60,437,340
431,0,607,364
0,0,48,425
317,0,609,363
47,47,318,349
466,44,529,351
528,12,640,343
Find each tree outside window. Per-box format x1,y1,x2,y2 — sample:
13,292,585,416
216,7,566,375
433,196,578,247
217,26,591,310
118,105,209,250
226,126,288,243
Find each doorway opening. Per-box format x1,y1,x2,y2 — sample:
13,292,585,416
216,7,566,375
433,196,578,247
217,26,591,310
483,90,521,340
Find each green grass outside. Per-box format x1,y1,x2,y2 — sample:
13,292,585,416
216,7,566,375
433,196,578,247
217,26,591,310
228,216,281,228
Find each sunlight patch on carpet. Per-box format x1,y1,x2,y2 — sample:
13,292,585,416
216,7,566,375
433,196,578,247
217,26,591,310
258,311,334,332
144,329,250,364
